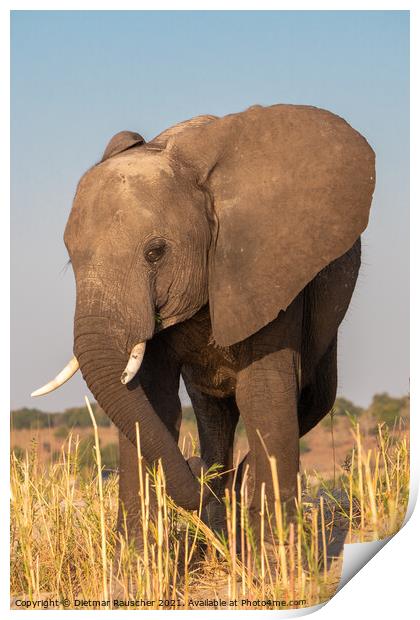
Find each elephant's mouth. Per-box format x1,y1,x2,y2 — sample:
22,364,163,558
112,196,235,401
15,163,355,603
30,291,206,411
157,303,205,332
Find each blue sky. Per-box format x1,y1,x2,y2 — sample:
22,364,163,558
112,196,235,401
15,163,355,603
11,10,409,411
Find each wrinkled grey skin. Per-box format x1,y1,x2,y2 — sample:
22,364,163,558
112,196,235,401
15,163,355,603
64,104,375,539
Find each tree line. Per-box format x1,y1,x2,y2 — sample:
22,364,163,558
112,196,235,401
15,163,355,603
11,393,409,432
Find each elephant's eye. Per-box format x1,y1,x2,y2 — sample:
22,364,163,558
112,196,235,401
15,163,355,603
145,242,166,264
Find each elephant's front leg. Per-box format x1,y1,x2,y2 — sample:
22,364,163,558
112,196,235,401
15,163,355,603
184,383,240,532
235,296,302,536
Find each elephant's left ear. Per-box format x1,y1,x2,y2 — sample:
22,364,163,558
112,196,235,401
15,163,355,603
168,104,375,347
101,130,145,162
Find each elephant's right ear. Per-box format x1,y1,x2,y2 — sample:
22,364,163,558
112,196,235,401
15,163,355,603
101,130,145,162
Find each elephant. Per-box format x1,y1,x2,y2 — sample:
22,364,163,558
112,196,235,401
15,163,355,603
32,103,375,543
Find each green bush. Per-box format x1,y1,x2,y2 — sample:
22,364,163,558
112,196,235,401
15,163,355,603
320,397,363,429
10,408,54,430
333,397,363,418
61,404,111,428
10,404,111,430
368,393,409,426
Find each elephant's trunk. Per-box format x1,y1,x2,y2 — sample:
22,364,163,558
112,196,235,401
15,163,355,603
73,315,208,511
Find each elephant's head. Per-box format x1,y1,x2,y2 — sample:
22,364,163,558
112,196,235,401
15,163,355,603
66,123,216,380
32,104,375,510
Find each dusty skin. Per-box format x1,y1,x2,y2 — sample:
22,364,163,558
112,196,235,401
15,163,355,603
31,104,375,568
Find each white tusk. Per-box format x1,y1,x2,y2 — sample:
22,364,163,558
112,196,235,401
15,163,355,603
31,356,80,397
121,342,146,385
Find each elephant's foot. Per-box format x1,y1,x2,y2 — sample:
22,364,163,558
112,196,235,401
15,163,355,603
201,497,227,534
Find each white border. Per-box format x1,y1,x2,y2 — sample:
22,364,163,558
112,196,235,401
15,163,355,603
3,3,416,618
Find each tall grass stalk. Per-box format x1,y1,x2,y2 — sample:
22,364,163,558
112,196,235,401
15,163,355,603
85,397,108,601
11,413,409,609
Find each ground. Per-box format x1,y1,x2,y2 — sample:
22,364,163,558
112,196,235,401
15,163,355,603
10,406,409,610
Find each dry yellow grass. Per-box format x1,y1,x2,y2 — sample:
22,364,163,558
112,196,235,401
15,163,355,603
10,410,409,610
